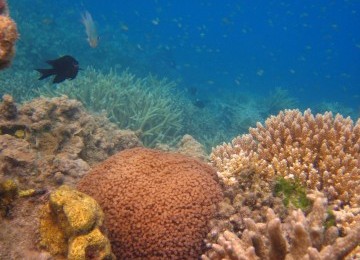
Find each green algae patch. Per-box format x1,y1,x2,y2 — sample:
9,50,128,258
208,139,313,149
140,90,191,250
274,177,311,211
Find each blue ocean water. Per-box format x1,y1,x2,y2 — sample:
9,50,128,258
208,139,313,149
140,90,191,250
2,0,360,147
80,0,360,109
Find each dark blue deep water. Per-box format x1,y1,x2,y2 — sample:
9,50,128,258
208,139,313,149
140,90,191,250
82,0,360,109
2,0,360,147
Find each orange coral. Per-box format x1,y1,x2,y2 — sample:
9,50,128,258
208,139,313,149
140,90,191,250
0,2,18,70
211,109,360,207
77,147,223,259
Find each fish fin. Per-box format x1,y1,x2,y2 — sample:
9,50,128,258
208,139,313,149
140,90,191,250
52,74,66,84
36,68,55,80
46,55,69,68
46,59,61,67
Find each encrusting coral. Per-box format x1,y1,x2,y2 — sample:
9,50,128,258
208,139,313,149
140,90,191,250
77,147,223,259
0,94,141,189
0,178,46,217
202,192,360,260
39,185,115,259
0,0,18,70
211,109,360,207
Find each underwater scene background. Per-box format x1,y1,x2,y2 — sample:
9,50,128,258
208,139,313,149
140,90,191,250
1,0,359,149
1,0,360,259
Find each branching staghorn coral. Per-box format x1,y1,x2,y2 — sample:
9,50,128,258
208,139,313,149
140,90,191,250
0,70,41,102
37,67,185,147
211,109,360,207
262,87,298,116
202,192,360,260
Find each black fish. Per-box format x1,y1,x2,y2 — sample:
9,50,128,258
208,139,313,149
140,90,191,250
36,55,79,83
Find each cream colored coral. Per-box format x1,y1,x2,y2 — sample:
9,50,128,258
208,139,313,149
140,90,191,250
211,109,360,207
202,193,360,260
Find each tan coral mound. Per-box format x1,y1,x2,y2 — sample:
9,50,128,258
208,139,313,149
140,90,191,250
0,13,18,70
211,109,360,207
77,147,223,259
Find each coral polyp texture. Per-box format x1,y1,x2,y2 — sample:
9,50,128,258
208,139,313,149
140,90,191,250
0,0,18,70
77,147,223,259
211,109,360,207
39,185,115,259
202,192,360,260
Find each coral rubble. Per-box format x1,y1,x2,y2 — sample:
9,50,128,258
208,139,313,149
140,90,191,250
77,147,223,259
0,0,18,70
39,185,115,259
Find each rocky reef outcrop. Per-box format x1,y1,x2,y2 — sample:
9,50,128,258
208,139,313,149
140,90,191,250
0,94,141,259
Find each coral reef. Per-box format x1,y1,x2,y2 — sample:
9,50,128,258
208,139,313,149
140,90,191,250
0,178,45,217
39,185,115,259
202,192,360,259
157,134,209,161
176,134,209,160
77,147,223,259
0,95,141,259
211,109,360,207
38,67,185,147
0,94,141,189
0,0,18,70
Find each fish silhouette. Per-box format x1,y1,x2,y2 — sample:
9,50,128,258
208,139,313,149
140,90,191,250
36,55,80,84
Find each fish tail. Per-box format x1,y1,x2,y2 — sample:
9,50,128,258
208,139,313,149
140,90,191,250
36,68,55,80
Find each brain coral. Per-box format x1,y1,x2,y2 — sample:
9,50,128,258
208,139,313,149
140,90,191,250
77,147,223,259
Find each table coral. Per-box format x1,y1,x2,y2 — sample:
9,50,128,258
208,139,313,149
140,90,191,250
77,147,223,259
39,185,115,259
211,109,360,207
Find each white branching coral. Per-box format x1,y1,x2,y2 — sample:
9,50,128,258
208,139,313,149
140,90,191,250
211,109,360,207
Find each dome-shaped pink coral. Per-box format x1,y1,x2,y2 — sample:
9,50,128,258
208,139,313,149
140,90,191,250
77,147,223,259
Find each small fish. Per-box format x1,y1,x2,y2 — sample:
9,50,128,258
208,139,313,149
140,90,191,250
81,11,99,48
36,55,80,84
